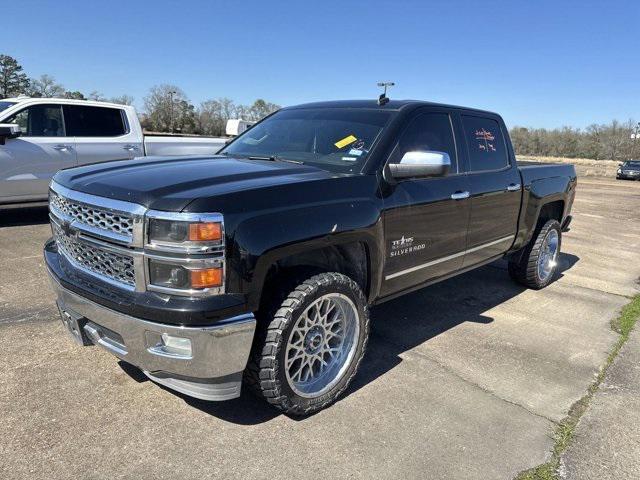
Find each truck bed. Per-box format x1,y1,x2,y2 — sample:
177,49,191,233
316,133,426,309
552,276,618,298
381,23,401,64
518,162,577,186
143,135,227,156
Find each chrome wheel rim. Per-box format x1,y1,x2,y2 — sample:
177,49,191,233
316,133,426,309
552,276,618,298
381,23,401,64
538,229,559,282
285,293,360,398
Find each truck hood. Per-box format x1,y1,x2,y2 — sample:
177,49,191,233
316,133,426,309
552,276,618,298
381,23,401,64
53,155,337,211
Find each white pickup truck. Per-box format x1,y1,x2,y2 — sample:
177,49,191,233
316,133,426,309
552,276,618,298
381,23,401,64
0,97,230,207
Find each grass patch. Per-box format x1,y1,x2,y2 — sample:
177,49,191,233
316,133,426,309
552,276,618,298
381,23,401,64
515,295,640,480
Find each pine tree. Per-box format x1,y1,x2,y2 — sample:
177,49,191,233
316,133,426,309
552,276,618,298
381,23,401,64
0,55,29,98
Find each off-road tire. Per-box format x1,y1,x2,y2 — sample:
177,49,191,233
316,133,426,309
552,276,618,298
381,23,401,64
508,219,562,289
244,272,369,416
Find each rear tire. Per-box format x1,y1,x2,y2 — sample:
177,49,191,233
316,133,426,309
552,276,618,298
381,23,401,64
508,219,562,289
245,272,369,416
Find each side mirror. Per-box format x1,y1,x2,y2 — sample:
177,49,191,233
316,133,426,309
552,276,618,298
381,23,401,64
0,123,21,145
389,151,451,180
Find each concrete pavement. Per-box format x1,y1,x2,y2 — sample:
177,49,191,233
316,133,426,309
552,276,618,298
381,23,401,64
1,177,639,480
561,325,640,479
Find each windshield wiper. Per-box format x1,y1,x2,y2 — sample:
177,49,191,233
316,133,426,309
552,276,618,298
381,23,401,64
247,155,304,165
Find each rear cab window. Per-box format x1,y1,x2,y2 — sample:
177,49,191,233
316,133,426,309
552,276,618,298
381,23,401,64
461,115,509,172
63,105,128,137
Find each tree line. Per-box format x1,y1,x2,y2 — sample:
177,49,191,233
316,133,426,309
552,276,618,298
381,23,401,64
0,54,279,136
141,84,279,135
3,53,638,151
510,120,640,162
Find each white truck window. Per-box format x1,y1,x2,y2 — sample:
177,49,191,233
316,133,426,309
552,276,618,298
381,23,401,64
63,105,127,137
5,105,65,137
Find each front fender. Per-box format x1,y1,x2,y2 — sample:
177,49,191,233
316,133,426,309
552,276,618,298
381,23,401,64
231,199,385,309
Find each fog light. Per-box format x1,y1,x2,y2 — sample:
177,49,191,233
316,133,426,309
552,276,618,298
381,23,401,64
147,332,193,358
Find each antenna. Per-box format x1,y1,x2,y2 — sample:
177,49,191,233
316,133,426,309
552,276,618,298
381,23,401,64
377,82,395,106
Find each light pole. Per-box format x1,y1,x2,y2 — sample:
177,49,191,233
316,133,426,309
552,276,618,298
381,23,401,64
632,122,640,160
168,90,177,133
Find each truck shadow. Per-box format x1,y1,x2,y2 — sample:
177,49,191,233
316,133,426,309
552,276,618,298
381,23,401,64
346,255,580,398
0,206,50,227
120,253,579,425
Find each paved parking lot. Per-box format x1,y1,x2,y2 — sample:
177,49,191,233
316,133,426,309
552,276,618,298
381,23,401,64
1,177,639,480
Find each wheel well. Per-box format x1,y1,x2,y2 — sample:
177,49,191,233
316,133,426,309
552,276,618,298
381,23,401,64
257,242,369,316
538,200,564,224
508,199,565,265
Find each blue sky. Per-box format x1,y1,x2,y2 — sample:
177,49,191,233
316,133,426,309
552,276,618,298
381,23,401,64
4,0,638,128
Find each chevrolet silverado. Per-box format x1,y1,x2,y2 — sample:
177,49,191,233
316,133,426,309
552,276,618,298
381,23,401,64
44,100,576,415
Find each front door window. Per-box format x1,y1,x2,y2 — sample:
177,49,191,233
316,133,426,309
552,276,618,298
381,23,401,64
6,105,65,137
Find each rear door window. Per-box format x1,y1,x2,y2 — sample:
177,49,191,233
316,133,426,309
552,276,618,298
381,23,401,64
63,105,127,137
461,115,509,172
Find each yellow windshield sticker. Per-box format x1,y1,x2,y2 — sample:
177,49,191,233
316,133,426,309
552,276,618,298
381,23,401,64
334,135,357,149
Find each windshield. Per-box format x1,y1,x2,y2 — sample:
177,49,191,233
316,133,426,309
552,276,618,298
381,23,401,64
220,108,392,173
623,161,640,168
0,101,16,113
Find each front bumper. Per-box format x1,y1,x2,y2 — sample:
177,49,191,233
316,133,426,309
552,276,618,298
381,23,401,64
48,270,256,401
617,172,640,180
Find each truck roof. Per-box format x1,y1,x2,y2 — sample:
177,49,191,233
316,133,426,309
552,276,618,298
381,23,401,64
285,99,498,116
0,96,129,109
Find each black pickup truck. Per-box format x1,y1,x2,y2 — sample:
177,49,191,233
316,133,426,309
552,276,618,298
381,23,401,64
45,100,576,415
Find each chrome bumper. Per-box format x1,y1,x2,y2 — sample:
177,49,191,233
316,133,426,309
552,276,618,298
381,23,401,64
48,272,256,401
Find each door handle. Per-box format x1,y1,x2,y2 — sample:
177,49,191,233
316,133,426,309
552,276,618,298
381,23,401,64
450,191,470,200
506,183,521,192
54,144,71,151
123,144,139,152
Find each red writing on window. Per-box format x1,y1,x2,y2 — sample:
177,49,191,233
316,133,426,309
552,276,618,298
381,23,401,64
475,128,496,152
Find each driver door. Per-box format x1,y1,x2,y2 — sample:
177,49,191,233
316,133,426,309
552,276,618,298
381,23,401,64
0,104,76,202
380,110,471,297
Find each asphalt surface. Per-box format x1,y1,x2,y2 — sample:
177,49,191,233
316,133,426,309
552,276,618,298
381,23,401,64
1,177,639,480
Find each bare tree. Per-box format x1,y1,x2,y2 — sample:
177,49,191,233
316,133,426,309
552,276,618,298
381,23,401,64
197,97,280,135
88,90,105,101
510,120,639,161
247,99,279,121
28,74,65,97
143,85,197,133
198,99,228,136
109,94,134,106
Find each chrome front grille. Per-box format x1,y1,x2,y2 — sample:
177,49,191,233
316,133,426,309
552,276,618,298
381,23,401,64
49,181,225,297
49,190,134,239
53,222,136,287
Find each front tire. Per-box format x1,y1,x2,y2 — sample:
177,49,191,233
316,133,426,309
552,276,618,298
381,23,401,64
508,219,562,289
246,272,369,416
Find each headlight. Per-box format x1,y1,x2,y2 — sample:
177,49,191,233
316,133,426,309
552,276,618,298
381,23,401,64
144,211,225,296
618,168,622,174
148,260,223,291
148,218,222,244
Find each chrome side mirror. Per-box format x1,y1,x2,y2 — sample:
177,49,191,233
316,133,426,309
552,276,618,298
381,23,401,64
0,123,21,145
389,151,451,179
